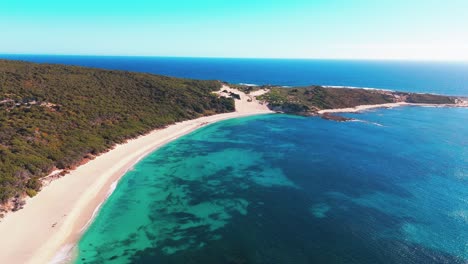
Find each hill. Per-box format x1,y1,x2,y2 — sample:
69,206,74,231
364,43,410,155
0,60,234,209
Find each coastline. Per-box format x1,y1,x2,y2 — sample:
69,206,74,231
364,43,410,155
318,102,411,114
0,86,272,264
317,101,468,114
1,80,466,264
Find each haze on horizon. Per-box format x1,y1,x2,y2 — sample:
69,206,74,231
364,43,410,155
1,0,467,61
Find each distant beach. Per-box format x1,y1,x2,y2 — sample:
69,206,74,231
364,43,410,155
318,101,468,114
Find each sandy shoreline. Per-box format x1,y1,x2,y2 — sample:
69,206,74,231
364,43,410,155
0,86,272,264
1,84,465,264
317,102,411,114
317,101,468,114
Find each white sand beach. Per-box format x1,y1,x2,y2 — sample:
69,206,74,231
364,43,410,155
317,100,468,114
0,86,272,264
317,102,411,114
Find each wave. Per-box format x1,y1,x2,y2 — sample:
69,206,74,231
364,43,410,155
350,119,384,127
238,83,259,87
323,85,395,92
79,180,118,233
49,244,74,264
49,179,120,264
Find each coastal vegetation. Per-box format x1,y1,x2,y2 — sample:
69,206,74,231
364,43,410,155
0,60,234,209
225,83,265,94
0,60,463,213
258,86,459,115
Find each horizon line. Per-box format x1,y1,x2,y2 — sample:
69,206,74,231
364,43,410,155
1,53,468,63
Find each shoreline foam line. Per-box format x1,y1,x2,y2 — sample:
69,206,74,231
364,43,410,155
0,86,273,264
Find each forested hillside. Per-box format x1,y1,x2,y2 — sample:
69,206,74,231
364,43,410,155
0,60,234,206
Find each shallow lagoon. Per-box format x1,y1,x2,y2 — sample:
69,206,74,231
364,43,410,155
76,107,467,264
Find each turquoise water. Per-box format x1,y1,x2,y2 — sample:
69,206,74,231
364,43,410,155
76,107,467,264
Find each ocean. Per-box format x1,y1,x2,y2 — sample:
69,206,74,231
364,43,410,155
75,109,467,264
0,55,467,96
1,55,465,263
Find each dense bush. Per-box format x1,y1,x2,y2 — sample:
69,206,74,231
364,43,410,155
259,86,456,114
0,60,234,203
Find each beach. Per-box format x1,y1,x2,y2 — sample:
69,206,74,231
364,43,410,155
317,102,411,114
0,86,272,264
317,101,468,114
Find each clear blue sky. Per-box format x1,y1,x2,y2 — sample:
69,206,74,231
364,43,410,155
1,0,467,60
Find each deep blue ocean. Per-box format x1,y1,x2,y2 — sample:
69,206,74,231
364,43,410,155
75,109,467,264
0,55,467,96
2,55,465,263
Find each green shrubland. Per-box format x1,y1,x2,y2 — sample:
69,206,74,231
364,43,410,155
0,60,234,203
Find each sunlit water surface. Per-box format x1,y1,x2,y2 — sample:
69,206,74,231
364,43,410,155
76,107,467,264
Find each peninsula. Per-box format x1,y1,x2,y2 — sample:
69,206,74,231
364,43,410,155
256,85,467,120
0,60,465,263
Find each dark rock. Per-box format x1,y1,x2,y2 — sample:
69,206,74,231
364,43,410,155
320,113,353,122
